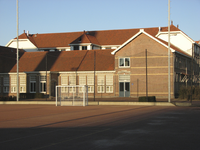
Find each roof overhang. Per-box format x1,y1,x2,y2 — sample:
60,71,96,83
156,31,195,44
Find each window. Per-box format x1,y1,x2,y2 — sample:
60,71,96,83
82,46,87,50
69,87,76,93
20,76,26,93
74,46,79,50
61,76,68,93
40,75,46,93
3,76,9,93
88,86,94,93
79,75,86,93
97,86,104,93
69,76,76,85
61,87,68,93
97,75,104,93
119,58,130,67
79,75,86,85
61,76,68,85
69,75,76,92
3,87,9,93
106,75,113,93
87,75,94,93
11,76,17,93
30,75,36,93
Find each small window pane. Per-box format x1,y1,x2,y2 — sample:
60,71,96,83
125,58,130,66
120,58,124,66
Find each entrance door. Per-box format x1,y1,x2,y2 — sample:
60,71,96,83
119,82,130,97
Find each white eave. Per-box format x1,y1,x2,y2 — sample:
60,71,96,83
156,30,195,44
5,39,14,47
111,29,176,55
6,38,37,49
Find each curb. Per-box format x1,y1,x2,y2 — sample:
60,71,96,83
173,102,192,107
0,101,175,106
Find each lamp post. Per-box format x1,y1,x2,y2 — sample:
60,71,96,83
16,0,19,101
168,0,171,103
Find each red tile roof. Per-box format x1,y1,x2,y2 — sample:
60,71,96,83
0,46,24,73
9,50,114,73
16,25,181,48
70,31,100,45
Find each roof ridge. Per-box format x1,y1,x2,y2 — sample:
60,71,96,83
83,31,92,43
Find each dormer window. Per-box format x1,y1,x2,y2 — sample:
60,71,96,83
82,46,87,50
73,46,79,50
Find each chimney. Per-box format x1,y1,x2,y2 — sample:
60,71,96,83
177,24,179,28
171,20,173,25
27,30,29,36
158,27,161,32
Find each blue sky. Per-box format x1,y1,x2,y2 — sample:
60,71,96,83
0,0,199,46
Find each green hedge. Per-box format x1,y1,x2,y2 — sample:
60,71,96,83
20,93,44,99
138,96,156,102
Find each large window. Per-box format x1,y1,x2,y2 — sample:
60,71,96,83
97,75,104,93
3,76,9,93
20,76,26,93
61,76,68,85
79,75,86,93
30,75,36,93
69,75,76,85
40,75,46,93
61,76,68,93
87,75,94,93
11,76,17,93
106,75,113,93
119,58,130,67
69,75,76,93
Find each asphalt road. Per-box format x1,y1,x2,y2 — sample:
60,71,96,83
0,105,200,150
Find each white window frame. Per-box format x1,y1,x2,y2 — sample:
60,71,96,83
88,86,94,93
79,75,86,93
97,75,104,93
106,75,113,93
106,86,113,93
40,75,46,93
61,87,68,93
20,76,26,93
61,76,68,85
87,75,94,93
69,75,76,85
119,57,130,68
97,86,104,93
61,76,68,93
11,76,17,93
30,75,36,93
3,76,9,93
69,86,76,93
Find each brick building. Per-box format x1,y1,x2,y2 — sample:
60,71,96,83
1,25,200,99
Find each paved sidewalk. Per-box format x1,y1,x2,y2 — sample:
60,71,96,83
1,97,200,107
